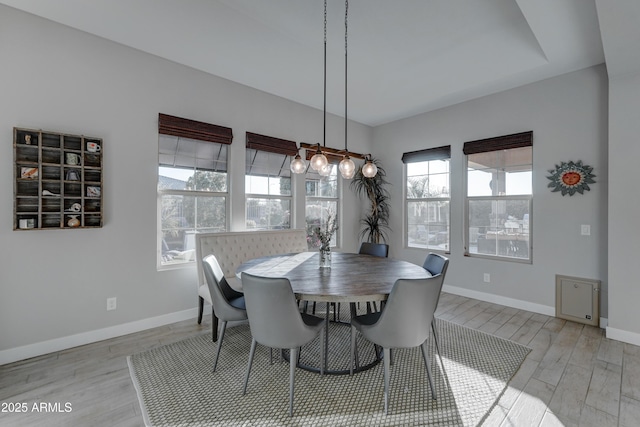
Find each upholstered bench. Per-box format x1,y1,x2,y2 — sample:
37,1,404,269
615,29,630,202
195,229,308,340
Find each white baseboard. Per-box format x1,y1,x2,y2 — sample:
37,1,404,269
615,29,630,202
443,284,612,331
606,326,640,347
2,292,623,365
600,317,608,329
442,284,556,317
0,307,205,366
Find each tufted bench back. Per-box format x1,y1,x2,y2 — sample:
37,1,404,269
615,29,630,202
195,229,308,289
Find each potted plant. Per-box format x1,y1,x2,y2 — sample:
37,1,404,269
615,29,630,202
350,157,391,244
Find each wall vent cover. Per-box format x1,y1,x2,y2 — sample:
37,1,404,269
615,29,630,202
555,274,600,327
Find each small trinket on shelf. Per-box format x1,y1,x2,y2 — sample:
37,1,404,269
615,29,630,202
67,215,80,227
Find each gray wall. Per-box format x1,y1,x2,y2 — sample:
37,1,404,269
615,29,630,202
608,71,640,342
0,6,371,362
373,65,609,319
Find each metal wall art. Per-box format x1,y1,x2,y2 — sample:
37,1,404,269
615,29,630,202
546,160,596,196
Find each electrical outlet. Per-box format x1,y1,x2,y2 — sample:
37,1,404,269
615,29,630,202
107,297,117,311
483,273,490,283
581,224,591,236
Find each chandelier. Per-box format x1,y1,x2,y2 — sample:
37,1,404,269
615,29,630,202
290,0,377,179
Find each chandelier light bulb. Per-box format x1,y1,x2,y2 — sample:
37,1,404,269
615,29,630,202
319,163,332,177
310,146,328,171
362,158,378,178
341,166,356,179
339,155,356,179
290,153,307,174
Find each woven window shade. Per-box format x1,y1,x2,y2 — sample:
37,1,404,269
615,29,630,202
402,145,451,163
158,113,232,145
246,132,298,156
463,131,532,155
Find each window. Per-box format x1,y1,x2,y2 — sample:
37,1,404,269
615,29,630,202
403,146,451,250
305,163,339,250
464,131,532,262
157,114,232,267
245,132,297,230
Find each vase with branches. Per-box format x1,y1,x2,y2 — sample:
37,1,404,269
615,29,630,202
313,213,338,268
350,157,391,244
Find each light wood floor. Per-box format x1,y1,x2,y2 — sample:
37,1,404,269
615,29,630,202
1,292,639,426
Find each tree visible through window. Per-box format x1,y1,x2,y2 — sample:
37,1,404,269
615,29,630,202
158,136,228,266
157,113,232,268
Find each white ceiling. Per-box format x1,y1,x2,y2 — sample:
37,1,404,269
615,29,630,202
1,0,607,126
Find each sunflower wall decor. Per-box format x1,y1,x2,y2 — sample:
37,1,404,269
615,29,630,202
546,160,596,196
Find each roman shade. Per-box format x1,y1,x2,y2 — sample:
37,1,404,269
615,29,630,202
246,132,298,156
462,131,532,155
402,145,451,163
245,132,297,177
158,113,233,145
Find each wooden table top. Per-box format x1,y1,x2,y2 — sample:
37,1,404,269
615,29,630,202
236,252,430,303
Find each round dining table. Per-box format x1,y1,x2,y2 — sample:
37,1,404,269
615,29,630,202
236,251,431,374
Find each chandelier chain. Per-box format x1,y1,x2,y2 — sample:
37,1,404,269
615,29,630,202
345,0,348,51
324,0,327,44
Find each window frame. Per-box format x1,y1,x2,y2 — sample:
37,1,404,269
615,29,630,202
463,131,533,263
305,163,341,250
402,146,451,252
156,114,232,270
244,132,297,231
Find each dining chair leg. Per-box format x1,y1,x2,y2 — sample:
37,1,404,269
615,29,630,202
197,296,204,324
350,302,357,318
269,348,273,365
431,320,443,364
211,309,218,342
323,315,330,372
289,347,298,417
325,303,330,324
319,327,325,375
383,347,391,415
350,325,357,375
242,339,257,395
212,321,227,372
373,344,381,362
420,340,436,400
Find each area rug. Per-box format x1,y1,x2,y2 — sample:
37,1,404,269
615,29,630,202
128,311,530,426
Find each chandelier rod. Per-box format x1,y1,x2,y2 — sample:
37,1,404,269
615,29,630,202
344,0,348,153
323,0,327,149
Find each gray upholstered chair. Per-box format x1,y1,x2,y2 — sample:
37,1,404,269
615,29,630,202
241,272,325,417
358,242,389,258
350,275,445,415
422,253,449,359
202,255,247,372
356,242,389,313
